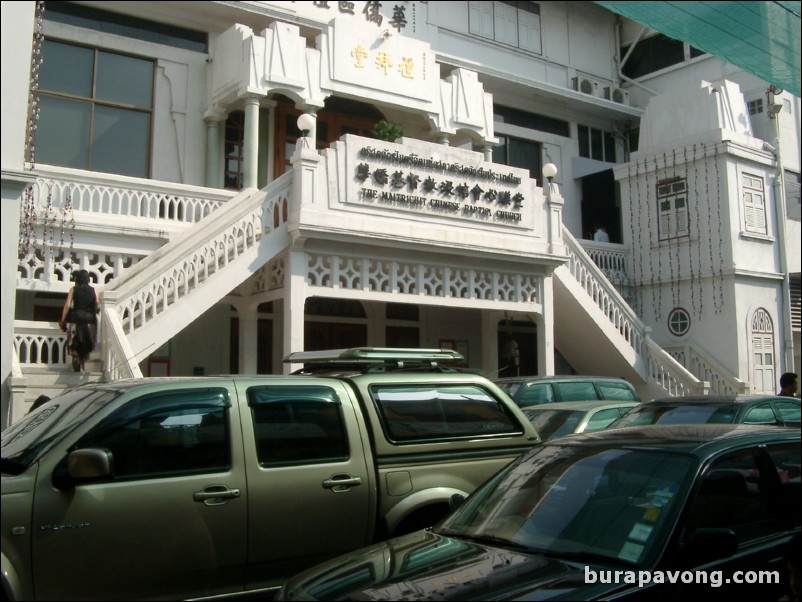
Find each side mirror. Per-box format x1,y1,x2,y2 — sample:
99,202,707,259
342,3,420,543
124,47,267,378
53,448,113,489
682,528,738,566
68,448,113,479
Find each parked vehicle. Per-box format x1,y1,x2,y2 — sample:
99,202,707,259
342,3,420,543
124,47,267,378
0,348,540,601
609,394,801,429
522,400,639,440
279,425,801,601
494,374,640,407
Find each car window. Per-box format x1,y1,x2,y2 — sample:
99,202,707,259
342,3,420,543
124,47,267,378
683,448,789,546
616,405,736,426
518,383,554,406
597,382,639,401
743,403,779,425
370,384,522,442
585,408,623,432
74,389,230,480
554,382,599,401
248,385,348,466
526,409,584,440
763,443,802,529
772,400,801,427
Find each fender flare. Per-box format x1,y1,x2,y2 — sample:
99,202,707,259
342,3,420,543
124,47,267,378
384,486,468,534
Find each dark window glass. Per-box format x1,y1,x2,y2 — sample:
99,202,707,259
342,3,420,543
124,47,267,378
585,408,622,431
743,404,778,425
518,383,554,406
36,40,153,177
578,125,590,158
249,386,348,466
773,401,801,427
371,384,522,442
683,448,794,545
44,1,208,53
75,389,230,479
604,132,616,163
590,128,604,161
622,34,686,79
555,382,599,401
495,105,570,138
224,111,245,190
597,382,639,401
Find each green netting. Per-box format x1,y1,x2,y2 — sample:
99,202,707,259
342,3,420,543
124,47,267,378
596,1,801,96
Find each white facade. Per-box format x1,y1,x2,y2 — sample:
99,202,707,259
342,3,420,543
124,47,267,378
2,1,799,426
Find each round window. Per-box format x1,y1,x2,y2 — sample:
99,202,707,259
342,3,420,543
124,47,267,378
667,308,691,337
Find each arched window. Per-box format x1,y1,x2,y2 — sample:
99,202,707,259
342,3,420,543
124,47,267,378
751,308,775,394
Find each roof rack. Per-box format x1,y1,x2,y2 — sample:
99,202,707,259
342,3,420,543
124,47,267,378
284,347,465,365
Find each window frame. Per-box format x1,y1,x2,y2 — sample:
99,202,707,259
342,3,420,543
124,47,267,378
741,172,768,235
35,38,155,178
469,1,542,54
656,177,689,241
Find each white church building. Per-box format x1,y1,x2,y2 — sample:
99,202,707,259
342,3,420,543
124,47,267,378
2,1,799,426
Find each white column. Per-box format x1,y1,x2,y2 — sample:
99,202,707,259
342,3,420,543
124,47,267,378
283,250,307,374
538,275,555,375
481,311,500,377
243,95,261,189
238,301,259,374
204,116,222,188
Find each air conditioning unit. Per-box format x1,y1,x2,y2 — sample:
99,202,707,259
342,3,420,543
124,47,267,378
604,86,630,105
572,76,600,97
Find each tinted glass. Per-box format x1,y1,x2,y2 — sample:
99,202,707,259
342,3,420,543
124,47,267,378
96,51,153,108
585,408,623,432
555,382,599,401
526,409,584,440
616,404,736,426
248,386,348,466
598,382,639,401
773,401,801,427
35,96,91,168
371,384,521,442
438,447,693,567
743,403,778,425
517,383,553,406
92,105,150,177
75,389,230,479
40,39,93,97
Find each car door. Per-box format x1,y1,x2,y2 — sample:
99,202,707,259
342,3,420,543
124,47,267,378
660,442,799,600
239,381,373,590
30,385,248,601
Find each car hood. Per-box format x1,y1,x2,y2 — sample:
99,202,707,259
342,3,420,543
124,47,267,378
282,530,628,601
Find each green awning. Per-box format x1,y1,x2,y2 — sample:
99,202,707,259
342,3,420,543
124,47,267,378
596,1,801,97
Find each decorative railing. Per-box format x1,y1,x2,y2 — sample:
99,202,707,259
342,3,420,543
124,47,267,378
563,229,644,355
307,255,541,303
666,345,748,395
18,166,236,289
13,320,71,369
101,171,294,376
563,226,705,395
28,165,233,223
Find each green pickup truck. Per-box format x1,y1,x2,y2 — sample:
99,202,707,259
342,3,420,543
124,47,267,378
1,348,539,601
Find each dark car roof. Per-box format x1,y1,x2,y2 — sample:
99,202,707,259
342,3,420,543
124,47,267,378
642,394,794,405
538,423,799,456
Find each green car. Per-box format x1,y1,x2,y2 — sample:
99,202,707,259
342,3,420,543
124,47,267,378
279,425,800,601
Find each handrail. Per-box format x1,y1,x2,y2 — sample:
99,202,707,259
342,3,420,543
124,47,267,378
100,171,293,368
562,225,705,395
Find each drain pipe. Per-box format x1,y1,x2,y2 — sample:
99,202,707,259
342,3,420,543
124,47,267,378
766,110,796,372
614,17,657,96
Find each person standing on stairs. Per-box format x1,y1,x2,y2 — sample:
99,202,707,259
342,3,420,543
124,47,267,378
59,269,99,372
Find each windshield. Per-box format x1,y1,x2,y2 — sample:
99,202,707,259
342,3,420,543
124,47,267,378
1,387,120,475
614,404,737,427
525,409,585,440
436,445,694,568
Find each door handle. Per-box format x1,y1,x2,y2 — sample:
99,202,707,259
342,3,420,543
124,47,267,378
193,485,241,505
322,474,363,492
